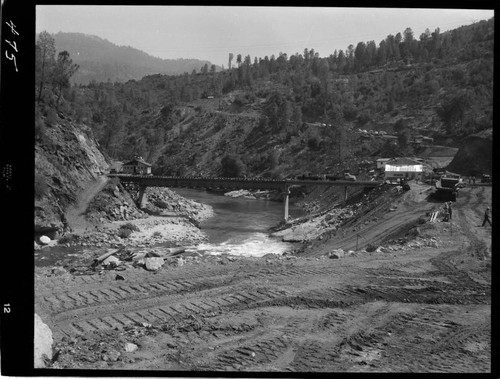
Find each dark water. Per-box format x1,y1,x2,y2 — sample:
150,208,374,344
35,189,305,266
170,188,305,257
174,188,304,244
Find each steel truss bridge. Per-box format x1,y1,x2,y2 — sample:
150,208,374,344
109,174,383,220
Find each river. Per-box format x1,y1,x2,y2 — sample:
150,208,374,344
35,188,305,266
174,188,305,257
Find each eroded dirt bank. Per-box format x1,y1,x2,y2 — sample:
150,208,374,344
34,183,491,373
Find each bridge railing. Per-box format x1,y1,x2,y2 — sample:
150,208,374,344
108,174,383,188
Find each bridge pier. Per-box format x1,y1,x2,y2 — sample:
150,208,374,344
283,187,290,221
138,186,147,209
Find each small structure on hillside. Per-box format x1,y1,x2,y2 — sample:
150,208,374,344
376,158,392,170
422,136,434,144
122,156,152,175
384,158,423,181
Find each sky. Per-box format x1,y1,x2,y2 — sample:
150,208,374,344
36,6,494,66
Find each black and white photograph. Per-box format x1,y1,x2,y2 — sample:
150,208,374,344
4,3,496,375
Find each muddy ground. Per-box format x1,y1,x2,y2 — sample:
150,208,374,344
34,184,491,373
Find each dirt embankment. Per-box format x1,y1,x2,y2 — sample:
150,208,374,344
446,128,492,176
35,182,491,373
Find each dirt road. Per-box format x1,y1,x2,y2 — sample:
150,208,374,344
35,185,491,372
65,176,108,233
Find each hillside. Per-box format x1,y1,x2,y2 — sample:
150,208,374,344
32,18,492,374
50,17,493,180
35,18,494,228
51,32,218,84
35,112,110,236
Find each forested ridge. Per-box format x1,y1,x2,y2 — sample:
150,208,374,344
35,17,493,179
49,32,218,85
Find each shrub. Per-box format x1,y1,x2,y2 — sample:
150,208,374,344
342,104,358,121
120,223,140,232
152,231,162,238
365,244,377,252
358,111,371,125
58,233,79,245
118,228,132,238
220,154,246,177
35,173,48,199
154,200,169,209
307,129,322,151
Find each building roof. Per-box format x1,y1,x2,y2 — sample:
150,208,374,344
385,164,423,172
123,157,152,167
384,157,423,172
376,158,392,162
388,157,422,166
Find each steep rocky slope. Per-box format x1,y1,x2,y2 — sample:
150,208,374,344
35,114,109,237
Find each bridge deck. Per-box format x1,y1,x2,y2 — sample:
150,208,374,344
109,174,383,190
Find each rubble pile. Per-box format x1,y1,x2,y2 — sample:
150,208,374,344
84,182,146,224
272,207,356,242
224,189,272,200
62,246,210,275
144,187,214,223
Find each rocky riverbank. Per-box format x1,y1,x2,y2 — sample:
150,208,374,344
35,185,215,251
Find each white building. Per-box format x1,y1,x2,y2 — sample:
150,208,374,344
384,158,423,181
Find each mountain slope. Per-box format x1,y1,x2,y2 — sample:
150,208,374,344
35,112,110,235
54,18,493,181
51,32,217,84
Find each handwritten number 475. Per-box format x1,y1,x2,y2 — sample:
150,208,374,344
5,20,19,72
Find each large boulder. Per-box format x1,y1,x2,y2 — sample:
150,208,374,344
34,314,53,368
328,249,345,259
124,342,138,353
145,257,165,271
39,235,51,245
102,255,120,268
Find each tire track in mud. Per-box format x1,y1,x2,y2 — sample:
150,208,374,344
360,306,491,372
289,340,339,371
38,278,217,313
202,316,311,371
52,287,290,338
257,279,490,310
36,259,364,316
38,252,490,342
430,250,482,287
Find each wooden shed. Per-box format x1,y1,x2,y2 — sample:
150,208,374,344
122,157,152,175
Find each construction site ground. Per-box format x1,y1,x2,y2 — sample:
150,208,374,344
35,183,491,373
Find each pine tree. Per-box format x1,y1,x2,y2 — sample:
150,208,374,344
36,31,56,104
